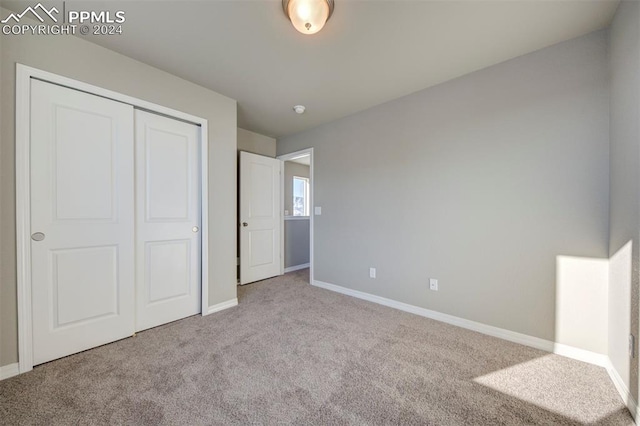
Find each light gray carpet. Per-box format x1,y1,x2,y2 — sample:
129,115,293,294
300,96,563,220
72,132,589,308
0,269,633,425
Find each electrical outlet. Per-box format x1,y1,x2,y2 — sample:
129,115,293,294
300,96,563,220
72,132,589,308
369,268,376,279
429,278,438,291
630,334,635,358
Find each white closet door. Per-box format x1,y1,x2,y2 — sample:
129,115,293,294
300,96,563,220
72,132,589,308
31,79,135,365
134,110,201,331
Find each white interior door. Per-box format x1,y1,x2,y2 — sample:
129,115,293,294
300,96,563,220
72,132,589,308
135,110,201,331
30,79,135,365
240,151,282,284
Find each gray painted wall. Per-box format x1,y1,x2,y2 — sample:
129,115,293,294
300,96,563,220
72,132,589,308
1,8,238,367
284,162,310,216
285,219,310,268
609,0,640,402
238,128,276,157
278,31,610,343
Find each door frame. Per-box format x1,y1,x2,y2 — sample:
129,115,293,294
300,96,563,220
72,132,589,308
15,64,210,374
277,148,314,283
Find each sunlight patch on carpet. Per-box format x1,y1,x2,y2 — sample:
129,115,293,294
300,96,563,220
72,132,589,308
473,355,622,424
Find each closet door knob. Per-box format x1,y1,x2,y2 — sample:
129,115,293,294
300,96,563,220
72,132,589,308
192,226,199,233
242,222,248,227
31,232,45,241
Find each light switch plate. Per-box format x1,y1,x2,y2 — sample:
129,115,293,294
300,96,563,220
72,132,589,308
314,206,322,215
429,278,438,291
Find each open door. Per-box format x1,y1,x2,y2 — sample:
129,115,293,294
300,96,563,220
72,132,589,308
239,151,282,284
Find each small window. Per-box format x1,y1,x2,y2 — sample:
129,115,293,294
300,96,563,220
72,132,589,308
293,176,309,216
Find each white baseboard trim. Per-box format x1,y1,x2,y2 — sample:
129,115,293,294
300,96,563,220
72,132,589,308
312,280,613,365
205,298,238,315
284,263,310,273
313,279,557,352
604,360,639,421
552,343,610,368
0,363,20,380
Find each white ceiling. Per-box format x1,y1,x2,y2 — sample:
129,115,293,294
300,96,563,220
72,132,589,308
4,1,619,138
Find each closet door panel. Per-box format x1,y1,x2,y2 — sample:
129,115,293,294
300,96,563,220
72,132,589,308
134,110,201,331
30,79,135,365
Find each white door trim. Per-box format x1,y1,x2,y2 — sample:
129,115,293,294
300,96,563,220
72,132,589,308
277,148,314,283
15,63,210,374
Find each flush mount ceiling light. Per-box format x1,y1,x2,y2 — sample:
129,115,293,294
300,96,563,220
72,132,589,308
293,105,306,114
282,0,334,35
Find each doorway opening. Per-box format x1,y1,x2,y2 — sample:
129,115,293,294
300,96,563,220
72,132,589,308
278,149,314,284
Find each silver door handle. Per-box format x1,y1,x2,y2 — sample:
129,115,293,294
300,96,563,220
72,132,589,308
31,232,45,241
192,226,199,233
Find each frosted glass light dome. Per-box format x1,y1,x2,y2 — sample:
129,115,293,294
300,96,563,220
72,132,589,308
283,0,334,35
